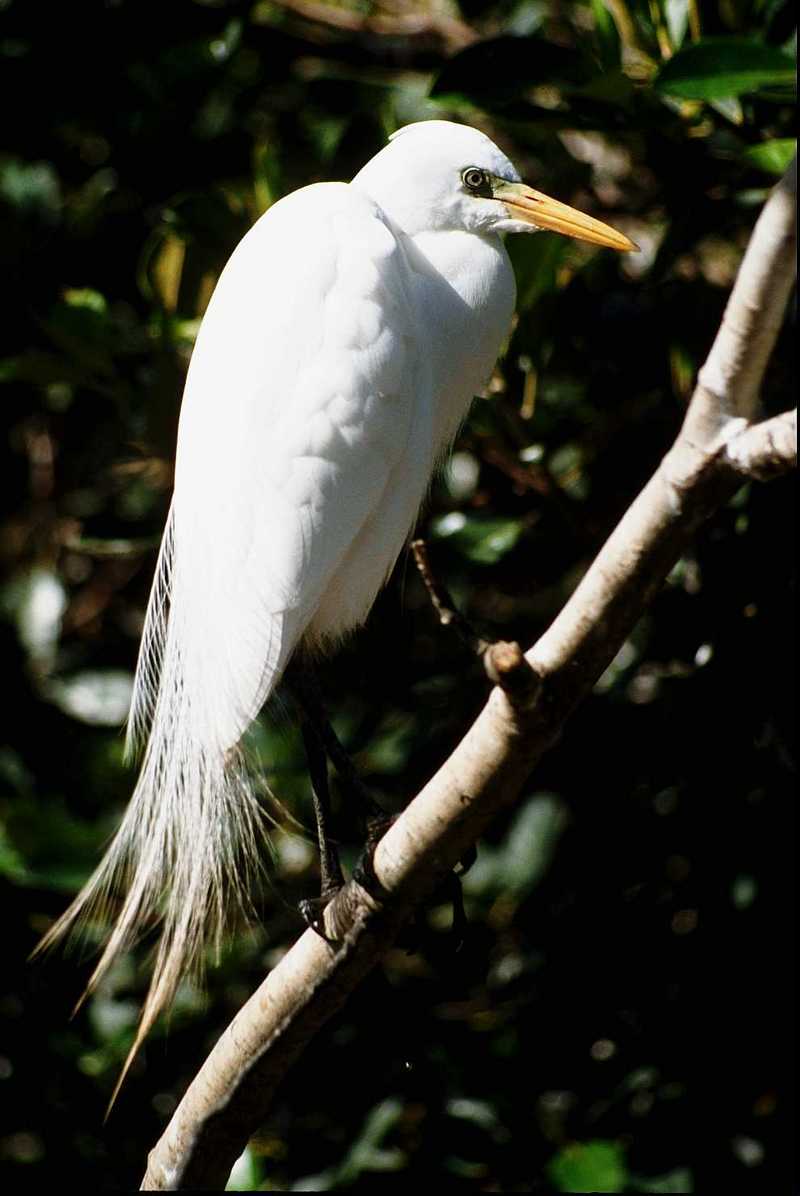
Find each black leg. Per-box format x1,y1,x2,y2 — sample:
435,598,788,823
285,656,469,950
283,659,345,937
314,714,393,841
286,659,390,837
296,714,343,940
300,719,344,901
286,658,391,938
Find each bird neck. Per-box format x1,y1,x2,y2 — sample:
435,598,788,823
400,227,516,456
407,227,511,310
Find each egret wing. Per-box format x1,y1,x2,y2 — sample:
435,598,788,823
130,183,426,754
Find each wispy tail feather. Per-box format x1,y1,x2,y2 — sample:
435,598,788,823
33,570,271,1104
35,730,268,1105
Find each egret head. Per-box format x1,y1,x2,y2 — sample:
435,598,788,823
352,119,635,252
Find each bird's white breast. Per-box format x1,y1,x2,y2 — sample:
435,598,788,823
404,227,515,454
308,222,515,644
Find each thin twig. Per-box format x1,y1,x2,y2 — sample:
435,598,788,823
411,538,489,653
412,542,542,705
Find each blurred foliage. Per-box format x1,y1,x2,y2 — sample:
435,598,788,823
0,0,795,1191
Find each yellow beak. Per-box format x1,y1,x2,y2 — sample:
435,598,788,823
494,180,638,252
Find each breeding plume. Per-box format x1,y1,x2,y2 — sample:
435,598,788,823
38,120,634,1085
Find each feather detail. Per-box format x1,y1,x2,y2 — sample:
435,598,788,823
33,559,269,1106
124,501,175,762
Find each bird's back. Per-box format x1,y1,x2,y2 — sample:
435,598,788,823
132,182,428,753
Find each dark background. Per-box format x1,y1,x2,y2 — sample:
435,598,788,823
1,1,795,1190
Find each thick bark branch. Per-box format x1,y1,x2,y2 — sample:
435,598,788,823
687,156,796,445
141,164,796,1191
726,407,797,480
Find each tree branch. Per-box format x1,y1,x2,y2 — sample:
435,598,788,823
141,163,796,1191
686,156,796,445
726,407,797,480
270,0,477,52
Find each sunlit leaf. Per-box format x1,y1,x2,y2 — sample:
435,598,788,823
463,793,569,899
63,288,107,314
227,1145,264,1192
47,670,133,727
664,0,689,52
742,138,796,173
548,1140,628,1193
0,157,61,217
709,95,744,124
9,567,67,661
429,512,524,564
293,1098,406,1188
505,0,548,36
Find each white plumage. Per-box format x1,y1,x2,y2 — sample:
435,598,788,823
38,120,633,1088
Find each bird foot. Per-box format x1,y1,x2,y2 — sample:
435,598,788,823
353,820,475,957
298,887,342,943
351,809,396,897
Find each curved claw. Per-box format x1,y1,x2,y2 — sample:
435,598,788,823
298,896,338,943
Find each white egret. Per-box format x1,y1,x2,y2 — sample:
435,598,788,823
38,120,634,1084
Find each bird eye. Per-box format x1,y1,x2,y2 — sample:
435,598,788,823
462,167,487,192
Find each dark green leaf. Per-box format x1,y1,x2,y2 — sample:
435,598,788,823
568,70,637,106
507,230,570,311
634,1167,695,1193
590,0,621,68
655,37,796,99
0,823,29,883
431,36,589,104
0,350,79,386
